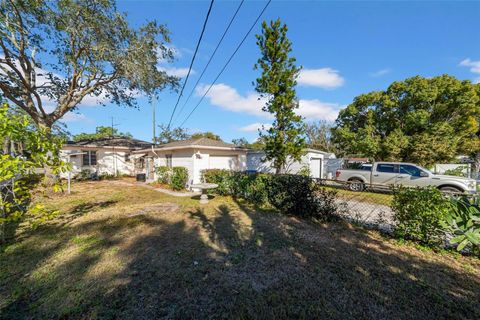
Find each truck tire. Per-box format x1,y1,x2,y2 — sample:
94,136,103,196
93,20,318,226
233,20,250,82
348,179,365,192
439,186,463,194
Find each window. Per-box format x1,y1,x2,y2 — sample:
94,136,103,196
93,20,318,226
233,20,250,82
377,163,397,173
400,165,424,177
166,154,172,168
125,153,130,162
82,150,97,166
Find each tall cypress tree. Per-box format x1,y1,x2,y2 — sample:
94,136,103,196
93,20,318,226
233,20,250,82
254,19,306,174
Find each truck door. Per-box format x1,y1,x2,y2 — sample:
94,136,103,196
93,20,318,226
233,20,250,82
397,164,429,187
372,163,399,186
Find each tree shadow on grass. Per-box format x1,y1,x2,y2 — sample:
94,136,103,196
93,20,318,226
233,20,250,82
1,197,479,319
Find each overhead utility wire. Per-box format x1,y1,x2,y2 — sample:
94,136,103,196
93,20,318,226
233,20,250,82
172,0,246,125
178,0,272,128
166,0,215,129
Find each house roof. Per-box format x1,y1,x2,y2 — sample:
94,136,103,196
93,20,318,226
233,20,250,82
135,137,248,153
65,137,153,150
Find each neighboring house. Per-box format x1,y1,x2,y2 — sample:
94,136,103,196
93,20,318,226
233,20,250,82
133,138,249,184
61,137,153,176
247,149,337,179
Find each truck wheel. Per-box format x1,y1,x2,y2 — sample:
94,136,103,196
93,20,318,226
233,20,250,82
439,186,463,194
348,179,364,192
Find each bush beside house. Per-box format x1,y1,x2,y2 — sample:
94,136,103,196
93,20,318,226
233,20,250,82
155,166,188,191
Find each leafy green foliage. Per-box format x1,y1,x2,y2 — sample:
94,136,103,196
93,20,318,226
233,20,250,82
266,175,338,220
155,166,188,190
443,166,468,177
191,132,222,141
254,19,306,173
170,167,188,191
156,124,191,144
391,187,451,245
201,169,232,196
0,0,178,128
442,197,480,254
0,103,66,242
332,75,480,166
74,126,132,142
155,166,172,185
73,169,94,181
230,172,270,205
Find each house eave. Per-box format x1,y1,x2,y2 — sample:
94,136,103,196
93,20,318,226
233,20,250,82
133,145,249,154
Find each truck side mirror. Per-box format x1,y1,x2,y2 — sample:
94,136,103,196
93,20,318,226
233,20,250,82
420,171,429,177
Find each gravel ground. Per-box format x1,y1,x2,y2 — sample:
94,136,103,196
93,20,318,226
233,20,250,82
337,199,395,233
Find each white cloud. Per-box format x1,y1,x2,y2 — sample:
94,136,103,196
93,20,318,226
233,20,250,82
370,68,391,77
460,58,480,74
460,58,480,83
158,66,194,78
62,112,91,123
196,83,268,117
197,83,342,122
298,99,340,122
297,68,344,89
239,123,272,132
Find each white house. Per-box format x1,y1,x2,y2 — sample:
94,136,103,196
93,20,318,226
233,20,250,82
61,137,153,177
133,138,249,184
247,149,337,179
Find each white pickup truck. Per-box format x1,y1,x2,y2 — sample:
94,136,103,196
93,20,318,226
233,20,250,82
335,162,477,193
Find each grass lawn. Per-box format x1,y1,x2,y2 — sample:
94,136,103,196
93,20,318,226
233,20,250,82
1,180,479,319
325,186,393,206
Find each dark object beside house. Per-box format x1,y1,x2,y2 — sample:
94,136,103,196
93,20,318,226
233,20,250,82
136,173,146,182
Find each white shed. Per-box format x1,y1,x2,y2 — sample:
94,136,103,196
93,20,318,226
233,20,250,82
247,148,336,179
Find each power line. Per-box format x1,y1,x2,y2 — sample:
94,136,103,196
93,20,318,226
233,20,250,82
166,0,215,129
178,0,272,128
173,0,245,125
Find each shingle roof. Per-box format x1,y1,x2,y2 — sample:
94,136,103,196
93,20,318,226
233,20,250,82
66,137,153,149
157,138,238,149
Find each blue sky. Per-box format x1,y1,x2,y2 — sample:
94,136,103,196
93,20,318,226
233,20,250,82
64,0,480,143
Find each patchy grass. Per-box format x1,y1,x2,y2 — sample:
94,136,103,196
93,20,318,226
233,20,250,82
0,181,479,319
324,186,393,205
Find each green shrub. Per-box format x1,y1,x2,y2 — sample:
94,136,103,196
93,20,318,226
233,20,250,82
230,172,270,205
442,197,480,254
443,166,468,177
171,167,188,191
98,173,115,180
74,169,92,181
201,169,233,195
156,166,171,184
391,187,450,245
266,174,338,220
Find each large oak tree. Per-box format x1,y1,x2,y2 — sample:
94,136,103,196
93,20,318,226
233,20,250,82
332,75,480,167
0,0,178,129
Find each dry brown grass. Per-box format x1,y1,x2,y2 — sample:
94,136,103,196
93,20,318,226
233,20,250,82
1,180,479,319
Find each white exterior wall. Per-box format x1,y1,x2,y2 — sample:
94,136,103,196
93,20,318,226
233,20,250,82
247,150,334,178
61,147,135,177
150,148,247,185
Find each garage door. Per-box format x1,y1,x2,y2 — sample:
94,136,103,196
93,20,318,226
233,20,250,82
209,155,239,170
